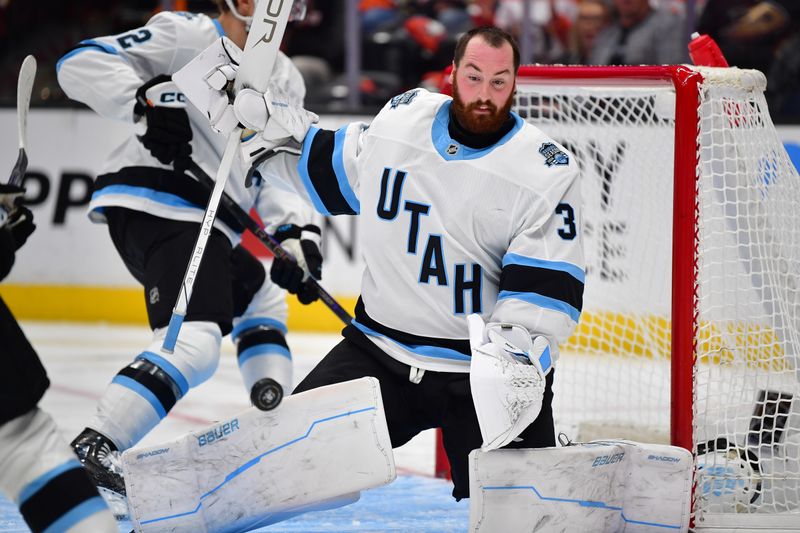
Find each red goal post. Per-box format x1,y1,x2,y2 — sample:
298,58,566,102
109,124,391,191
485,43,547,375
435,64,800,529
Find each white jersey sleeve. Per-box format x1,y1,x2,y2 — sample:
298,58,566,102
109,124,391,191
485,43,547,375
56,12,218,123
255,121,368,216
489,157,584,363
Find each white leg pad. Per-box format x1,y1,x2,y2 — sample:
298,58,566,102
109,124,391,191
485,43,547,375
469,440,692,533
122,377,396,532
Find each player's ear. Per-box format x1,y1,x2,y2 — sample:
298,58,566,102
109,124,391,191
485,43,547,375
449,63,455,85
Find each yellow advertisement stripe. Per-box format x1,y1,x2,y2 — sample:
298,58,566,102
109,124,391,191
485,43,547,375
0,284,357,333
0,285,787,371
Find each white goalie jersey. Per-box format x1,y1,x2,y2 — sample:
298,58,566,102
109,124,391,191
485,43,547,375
56,11,313,242
261,89,585,373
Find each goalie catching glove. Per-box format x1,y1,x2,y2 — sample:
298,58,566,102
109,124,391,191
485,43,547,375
467,314,551,451
171,37,318,180
271,224,322,304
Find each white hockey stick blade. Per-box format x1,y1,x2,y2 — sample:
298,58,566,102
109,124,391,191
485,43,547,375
9,55,36,186
161,0,293,353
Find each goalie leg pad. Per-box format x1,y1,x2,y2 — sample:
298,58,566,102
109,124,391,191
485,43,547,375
469,440,692,532
122,376,396,533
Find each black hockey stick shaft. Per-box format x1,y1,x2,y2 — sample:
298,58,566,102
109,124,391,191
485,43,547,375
188,160,353,325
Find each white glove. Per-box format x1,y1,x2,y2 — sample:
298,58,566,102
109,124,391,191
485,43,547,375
467,314,549,451
172,36,242,135
233,87,319,144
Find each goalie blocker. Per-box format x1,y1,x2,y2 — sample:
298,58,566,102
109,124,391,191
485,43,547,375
122,377,395,532
469,440,692,532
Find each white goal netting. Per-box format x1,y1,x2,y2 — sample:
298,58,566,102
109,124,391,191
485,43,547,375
513,65,800,528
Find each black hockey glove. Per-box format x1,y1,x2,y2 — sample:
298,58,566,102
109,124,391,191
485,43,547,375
270,224,322,305
134,74,193,172
0,192,35,282
6,205,36,250
0,184,35,251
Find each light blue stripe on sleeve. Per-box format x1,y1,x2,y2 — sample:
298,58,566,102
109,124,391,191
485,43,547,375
18,459,82,505
139,351,190,397
56,39,120,72
502,253,585,283
238,344,292,366
498,290,581,323
232,318,288,340
332,127,360,214
112,375,167,419
297,127,331,215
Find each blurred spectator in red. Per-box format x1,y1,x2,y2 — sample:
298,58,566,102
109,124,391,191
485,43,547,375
559,0,610,64
588,0,688,65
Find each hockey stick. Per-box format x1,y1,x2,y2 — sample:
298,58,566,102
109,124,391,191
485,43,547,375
162,2,294,354
8,55,36,186
188,159,353,325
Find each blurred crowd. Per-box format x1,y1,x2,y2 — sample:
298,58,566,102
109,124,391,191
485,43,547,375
0,0,799,118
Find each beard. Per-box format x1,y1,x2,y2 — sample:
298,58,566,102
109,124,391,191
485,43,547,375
451,76,515,135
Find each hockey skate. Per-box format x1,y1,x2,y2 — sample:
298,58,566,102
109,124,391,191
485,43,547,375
71,428,129,517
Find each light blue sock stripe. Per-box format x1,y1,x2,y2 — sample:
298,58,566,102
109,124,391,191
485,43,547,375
231,318,287,341
238,344,292,366
18,459,83,505
42,496,110,533
112,375,167,419
138,351,190,397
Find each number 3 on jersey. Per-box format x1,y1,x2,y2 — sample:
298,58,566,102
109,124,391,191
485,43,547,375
556,203,577,240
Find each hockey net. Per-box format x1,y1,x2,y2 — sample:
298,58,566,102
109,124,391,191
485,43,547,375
441,65,800,529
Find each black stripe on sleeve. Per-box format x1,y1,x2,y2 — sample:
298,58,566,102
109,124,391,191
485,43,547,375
304,129,357,215
19,467,100,533
237,328,289,358
118,362,179,413
499,264,584,312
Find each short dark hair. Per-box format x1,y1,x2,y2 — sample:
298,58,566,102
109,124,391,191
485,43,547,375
453,27,520,73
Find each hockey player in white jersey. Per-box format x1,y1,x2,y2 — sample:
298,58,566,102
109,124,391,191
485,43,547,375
185,26,585,500
55,0,321,498
0,185,117,533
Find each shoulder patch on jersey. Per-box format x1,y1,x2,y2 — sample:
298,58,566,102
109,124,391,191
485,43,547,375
538,142,569,167
390,89,420,108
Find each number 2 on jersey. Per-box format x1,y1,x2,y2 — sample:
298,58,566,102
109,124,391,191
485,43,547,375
117,29,152,49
